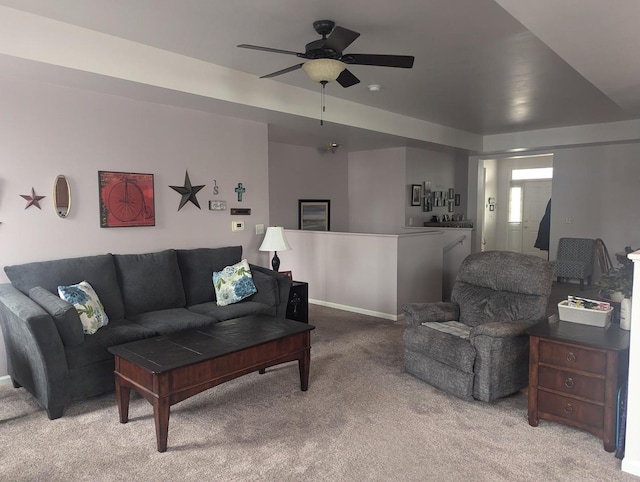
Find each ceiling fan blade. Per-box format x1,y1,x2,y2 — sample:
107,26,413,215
237,44,303,57
260,63,304,79
336,69,360,88
344,54,414,68
324,26,360,54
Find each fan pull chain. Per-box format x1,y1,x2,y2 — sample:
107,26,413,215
320,81,327,126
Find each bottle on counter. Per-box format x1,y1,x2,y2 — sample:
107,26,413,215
620,297,632,330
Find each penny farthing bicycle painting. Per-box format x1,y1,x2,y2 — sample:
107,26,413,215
99,171,155,227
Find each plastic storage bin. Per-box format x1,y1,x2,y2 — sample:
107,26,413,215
557,300,613,328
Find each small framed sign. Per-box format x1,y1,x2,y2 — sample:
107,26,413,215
209,200,227,211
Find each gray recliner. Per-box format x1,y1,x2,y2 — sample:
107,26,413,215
402,251,554,402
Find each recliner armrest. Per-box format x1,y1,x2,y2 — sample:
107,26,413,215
402,302,460,327
469,320,535,339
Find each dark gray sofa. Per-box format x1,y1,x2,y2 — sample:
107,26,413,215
0,246,290,419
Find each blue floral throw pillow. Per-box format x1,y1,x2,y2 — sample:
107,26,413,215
58,281,109,335
212,259,257,306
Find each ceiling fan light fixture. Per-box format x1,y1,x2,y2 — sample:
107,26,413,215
302,59,346,83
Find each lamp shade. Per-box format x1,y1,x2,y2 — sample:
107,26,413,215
259,227,292,252
302,59,346,83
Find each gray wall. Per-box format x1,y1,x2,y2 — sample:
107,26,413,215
405,146,460,226
468,141,640,263
348,148,406,234
550,142,640,260
0,74,272,376
268,142,349,232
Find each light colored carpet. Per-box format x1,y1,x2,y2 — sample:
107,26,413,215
0,305,634,481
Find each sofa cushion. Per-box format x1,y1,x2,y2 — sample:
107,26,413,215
176,246,243,305
247,269,279,307
4,254,125,320
58,281,109,335
188,300,274,321
212,259,257,306
114,249,186,316
126,308,215,335
29,286,85,347
64,318,157,369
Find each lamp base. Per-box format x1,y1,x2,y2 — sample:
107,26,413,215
271,252,280,271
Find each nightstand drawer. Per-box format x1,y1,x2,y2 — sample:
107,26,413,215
538,391,603,429
538,365,605,402
527,321,629,452
538,340,606,375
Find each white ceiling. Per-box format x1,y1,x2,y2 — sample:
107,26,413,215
1,0,639,152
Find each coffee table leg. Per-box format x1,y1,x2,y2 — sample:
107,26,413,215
299,348,310,391
114,375,130,424
153,399,171,452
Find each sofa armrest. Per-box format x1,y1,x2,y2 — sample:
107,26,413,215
249,265,291,318
402,302,460,327
29,286,85,347
0,283,69,418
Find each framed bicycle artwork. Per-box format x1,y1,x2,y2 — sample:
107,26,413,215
98,171,155,227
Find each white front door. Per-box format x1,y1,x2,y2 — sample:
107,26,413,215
507,180,552,258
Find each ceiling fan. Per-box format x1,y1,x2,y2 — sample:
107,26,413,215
237,20,415,88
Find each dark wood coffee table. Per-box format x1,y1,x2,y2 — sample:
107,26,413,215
108,315,315,452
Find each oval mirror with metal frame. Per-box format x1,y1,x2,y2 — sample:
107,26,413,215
53,175,71,218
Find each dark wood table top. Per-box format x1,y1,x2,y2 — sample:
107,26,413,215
526,320,629,351
108,315,315,373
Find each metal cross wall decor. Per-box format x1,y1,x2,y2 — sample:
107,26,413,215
235,183,246,202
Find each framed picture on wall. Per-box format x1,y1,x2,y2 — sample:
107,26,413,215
298,199,331,231
411,184,422,206
98,171,155,228
423,181,432,212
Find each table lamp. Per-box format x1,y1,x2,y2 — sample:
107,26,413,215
259,226,292,271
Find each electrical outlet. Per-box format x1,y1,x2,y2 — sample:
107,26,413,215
565,217,573,224
255,224,265,235
232,220,244,232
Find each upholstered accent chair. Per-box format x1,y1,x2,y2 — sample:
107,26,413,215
402,251,554,402
554,237,596,290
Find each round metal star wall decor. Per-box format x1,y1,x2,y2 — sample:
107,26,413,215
20,187,46,210
169,171,205,211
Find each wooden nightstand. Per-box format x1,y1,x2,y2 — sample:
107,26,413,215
526,320,629,452
286,281,308,323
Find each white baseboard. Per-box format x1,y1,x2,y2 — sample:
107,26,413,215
309,299,403,322
622,457,640,477
0,375,12,385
